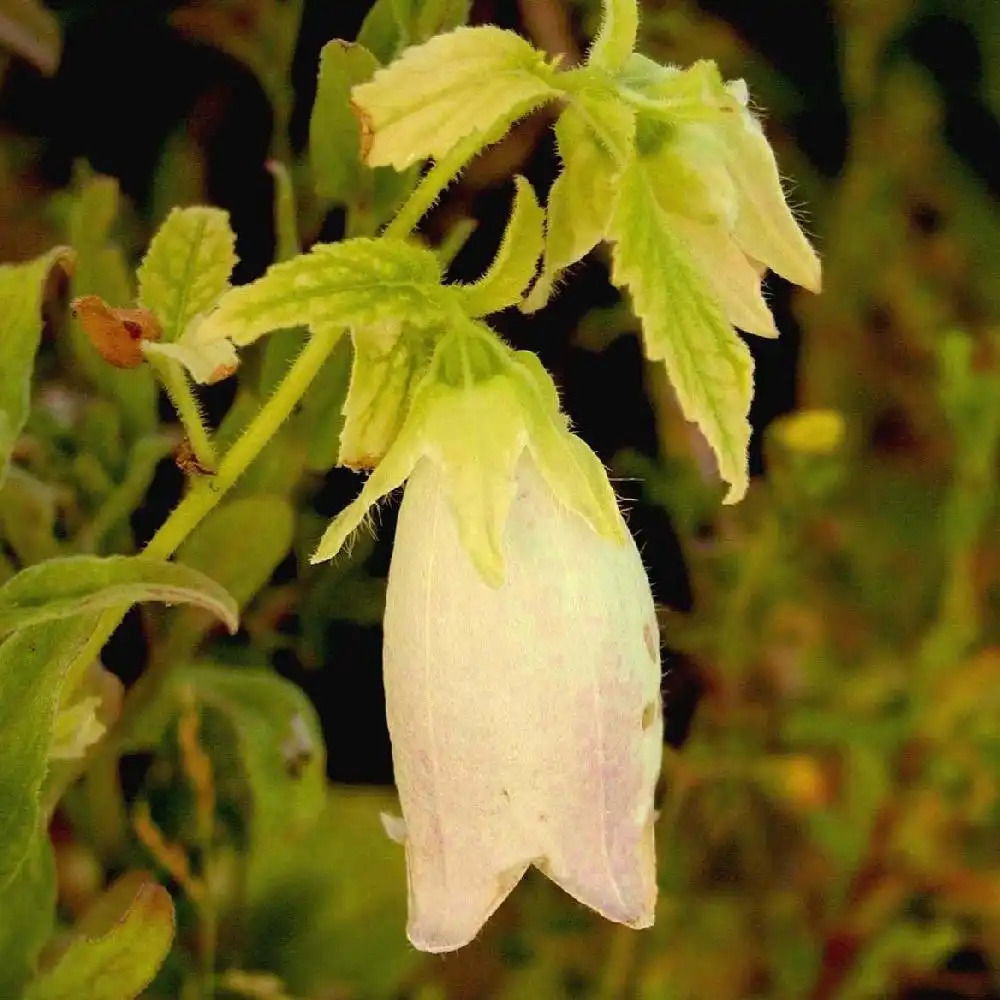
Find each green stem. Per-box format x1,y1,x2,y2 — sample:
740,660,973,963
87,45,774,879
381,130,489,242
62,325,342,697
149,355,217,471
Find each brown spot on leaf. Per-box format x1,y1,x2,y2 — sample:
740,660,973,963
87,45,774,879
641,701,659,730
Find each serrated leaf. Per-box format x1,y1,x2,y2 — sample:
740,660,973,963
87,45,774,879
0,246,74,488
24,874,174,1000
0,833,55,996
198,238,445,346
523,96,633,311
608,160,754,502
0,555,239,636
352,26,558,169
311,40,379,203
587,0,638,71
458,176,543,317
0,0,61,75
0,616,98,891
64,174,158,437
137,206,238,341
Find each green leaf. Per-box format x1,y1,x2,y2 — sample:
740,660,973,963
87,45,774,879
339,323,436,469
137,206,238,341
0,616,98,891
358,0,471,64
523,95,633,311
267,160,300,262
310,40,379,203
0,246,74,488
0,0,61,75
587,0,638,71
724,110,822,293
245,788,416,999
64,173,158,437
0,555,239,636
0,466,60,564
302,334,353,472
24,873,174,1000
189,666,326,855
352,26,559,169
197,237,445,346
608,160,754,502
133,665,326,862
458,176,544,317
163,495,295,660
0,833,55,996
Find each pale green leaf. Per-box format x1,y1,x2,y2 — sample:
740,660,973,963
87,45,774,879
0,0,60,74
198,238,445,346
0,833,55,996
523,96,632,311
141,334,239,385
311,40,379,203
64,173,157,436
0,555,239,636
0,466,60,564
587,0,637,71
137,206,238,341
0,616,98,890
49,695,105,761
726,111,822,292
458,176,543,317
0,246,74,488
24,874,174,1000
608,160,754,502
340,322,436,469
302,334,353,472
352,26,558,169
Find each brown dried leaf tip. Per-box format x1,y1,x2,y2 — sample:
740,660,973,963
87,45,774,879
71,294,162,369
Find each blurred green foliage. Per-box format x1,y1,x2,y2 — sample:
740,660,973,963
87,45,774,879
1,0,1000,998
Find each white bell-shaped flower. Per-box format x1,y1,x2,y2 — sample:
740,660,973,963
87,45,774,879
383,452,662,952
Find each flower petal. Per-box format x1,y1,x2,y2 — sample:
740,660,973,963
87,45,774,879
383,454,661,952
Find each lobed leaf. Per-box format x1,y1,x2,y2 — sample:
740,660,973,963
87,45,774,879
608,160,754,502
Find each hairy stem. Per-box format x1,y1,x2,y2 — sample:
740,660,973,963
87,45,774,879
62,325,342,697
148,355,217,471
381,130,490,241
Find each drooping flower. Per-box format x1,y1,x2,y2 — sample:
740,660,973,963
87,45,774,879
312,321,663,951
